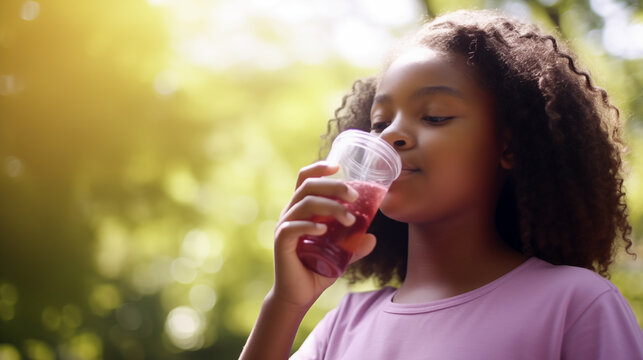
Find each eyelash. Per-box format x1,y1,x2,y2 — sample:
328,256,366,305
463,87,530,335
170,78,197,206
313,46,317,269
370,122,389,132
370,116,454,132
422,116,454,124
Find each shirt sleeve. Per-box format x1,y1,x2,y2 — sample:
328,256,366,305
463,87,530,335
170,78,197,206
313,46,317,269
289,307,340,360
562,287,643,360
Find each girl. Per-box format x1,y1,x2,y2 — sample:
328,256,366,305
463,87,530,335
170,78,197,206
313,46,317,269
240,9,643,359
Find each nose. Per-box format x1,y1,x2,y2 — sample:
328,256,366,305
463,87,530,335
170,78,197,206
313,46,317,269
378,115,415,151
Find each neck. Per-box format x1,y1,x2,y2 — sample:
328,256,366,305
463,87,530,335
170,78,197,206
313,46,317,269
395,206,526,304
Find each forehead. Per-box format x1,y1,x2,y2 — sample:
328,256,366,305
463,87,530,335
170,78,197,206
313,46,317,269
377,47,476,95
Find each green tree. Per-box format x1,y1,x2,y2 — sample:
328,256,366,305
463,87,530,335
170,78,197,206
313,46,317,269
0,0,641,359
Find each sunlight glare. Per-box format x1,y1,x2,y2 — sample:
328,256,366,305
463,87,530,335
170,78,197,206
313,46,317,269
201,256,224,274
332,19,392,68
181,230,211,265
4,156,24,178
152,0,419,69
147,0,174,6
131,257,173,295
20,1,40,21
95,219,128,278
0,344,21,360
170,257,198,284
590,0,643,58
189,284,217,312
89,284,122,316
165,306,204,350
154,70,178,96
357,0,420,27
0,75,19,96
24,339,55,360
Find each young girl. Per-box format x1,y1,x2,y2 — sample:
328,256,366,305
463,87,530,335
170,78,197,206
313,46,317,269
240,9,643,359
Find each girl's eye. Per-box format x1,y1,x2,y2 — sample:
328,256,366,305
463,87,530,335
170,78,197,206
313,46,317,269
370,122,389,133
422,116,455,124
371,116,454,132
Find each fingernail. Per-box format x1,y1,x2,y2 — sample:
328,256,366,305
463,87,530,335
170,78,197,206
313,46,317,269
315,223,327,232
345,212,356,226
346,187,359,202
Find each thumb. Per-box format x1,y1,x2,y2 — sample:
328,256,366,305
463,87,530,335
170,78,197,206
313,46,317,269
348,233,376,264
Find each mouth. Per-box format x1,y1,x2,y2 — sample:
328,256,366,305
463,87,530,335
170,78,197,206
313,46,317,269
399,163,420,177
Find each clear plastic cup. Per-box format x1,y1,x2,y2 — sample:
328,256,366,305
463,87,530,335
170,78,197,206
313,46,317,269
296,129,402,277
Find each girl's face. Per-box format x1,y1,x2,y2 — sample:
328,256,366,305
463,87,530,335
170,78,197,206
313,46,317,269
372,47,509,225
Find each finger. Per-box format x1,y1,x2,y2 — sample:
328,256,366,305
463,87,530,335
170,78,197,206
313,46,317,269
295,161,339,189
283,196,356,227
287,178,359,212
348,233,377,265
274,220,327,252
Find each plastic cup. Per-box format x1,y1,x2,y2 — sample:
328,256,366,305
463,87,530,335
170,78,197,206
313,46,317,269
296,129,402,277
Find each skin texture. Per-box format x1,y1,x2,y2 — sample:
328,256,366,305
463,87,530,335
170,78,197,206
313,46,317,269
370,47,525,303
373,47,505,225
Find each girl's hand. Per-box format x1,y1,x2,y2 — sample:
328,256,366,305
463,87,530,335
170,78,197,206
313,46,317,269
269,161,377,310
239,161,377,360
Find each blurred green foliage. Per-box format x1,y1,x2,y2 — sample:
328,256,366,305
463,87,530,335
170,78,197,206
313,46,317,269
0,0,641,359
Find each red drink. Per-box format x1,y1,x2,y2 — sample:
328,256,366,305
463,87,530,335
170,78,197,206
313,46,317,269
296,180,388,277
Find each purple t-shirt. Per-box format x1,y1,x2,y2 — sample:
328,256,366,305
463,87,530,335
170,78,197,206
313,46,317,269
292,257,643,359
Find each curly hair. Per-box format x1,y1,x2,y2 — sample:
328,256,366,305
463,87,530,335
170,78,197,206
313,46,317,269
321,9,634,285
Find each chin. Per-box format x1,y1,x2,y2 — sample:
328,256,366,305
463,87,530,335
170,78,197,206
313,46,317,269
379,197,420,224
380,195,455,225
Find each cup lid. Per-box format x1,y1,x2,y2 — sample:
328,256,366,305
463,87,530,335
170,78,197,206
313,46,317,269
330,129,401,185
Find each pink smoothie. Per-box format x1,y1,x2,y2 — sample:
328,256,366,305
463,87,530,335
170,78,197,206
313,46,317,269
296,180,388,277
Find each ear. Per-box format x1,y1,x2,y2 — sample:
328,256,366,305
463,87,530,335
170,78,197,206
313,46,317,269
500,128,515,170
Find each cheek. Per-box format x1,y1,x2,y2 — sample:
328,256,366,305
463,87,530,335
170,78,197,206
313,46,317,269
379,119,503,223
437,124,502,194
420,120,501,203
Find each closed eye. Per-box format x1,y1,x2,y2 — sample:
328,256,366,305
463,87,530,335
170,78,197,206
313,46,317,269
370,121,389,133
422,116,454,124
371,116,454,132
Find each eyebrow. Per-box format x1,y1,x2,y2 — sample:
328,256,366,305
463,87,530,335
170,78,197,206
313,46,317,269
373,85,465,104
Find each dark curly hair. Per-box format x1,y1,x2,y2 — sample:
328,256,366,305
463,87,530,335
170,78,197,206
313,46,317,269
320,9,634,285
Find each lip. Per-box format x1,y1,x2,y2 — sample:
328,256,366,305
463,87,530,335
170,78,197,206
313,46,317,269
398,169,420,177
397,163,420,179
401,162,420,172
392,170,418,186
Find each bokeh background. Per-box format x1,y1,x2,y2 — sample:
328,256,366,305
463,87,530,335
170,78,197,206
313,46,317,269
1,0,642,358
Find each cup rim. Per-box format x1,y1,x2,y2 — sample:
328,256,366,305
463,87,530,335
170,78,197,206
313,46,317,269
331,129,402,181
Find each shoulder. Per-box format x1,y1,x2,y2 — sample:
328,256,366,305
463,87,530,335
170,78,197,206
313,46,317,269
495,257,627,328
517,257,616,298
525,260,643,358
477,258,643,358
517,258,642,340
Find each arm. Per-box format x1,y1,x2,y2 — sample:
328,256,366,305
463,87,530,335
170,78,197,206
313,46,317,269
238,290,310,360
239,162,376,360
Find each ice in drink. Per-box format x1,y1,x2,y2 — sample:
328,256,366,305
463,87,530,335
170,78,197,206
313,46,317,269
296,180,388,278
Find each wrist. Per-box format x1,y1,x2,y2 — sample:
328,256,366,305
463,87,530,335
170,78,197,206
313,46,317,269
264,288,315,317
